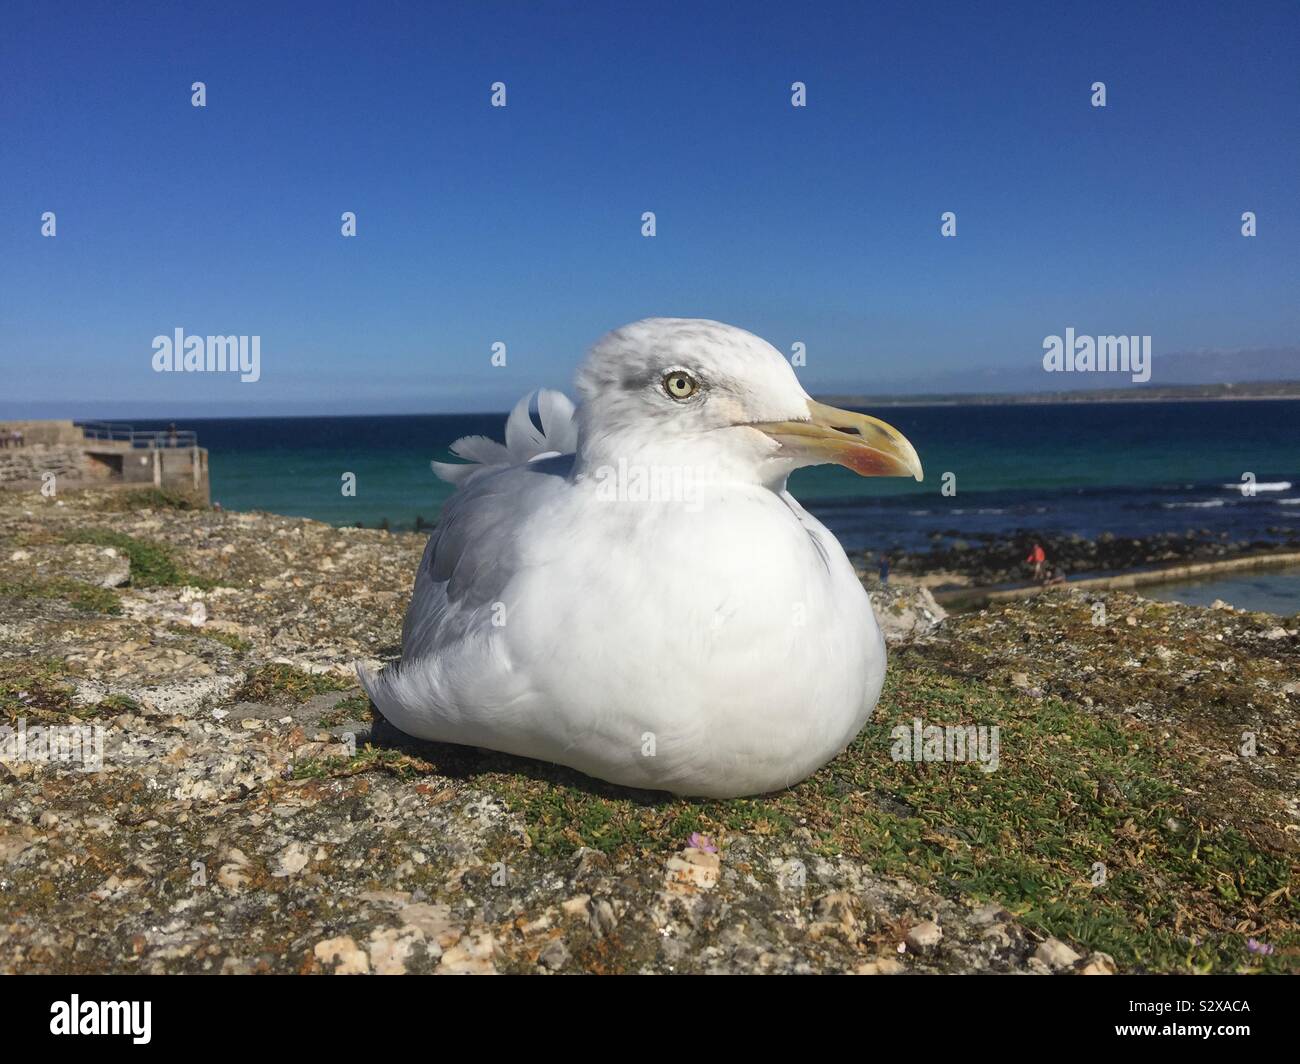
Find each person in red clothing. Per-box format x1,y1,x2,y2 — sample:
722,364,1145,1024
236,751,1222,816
1026,542,1047,582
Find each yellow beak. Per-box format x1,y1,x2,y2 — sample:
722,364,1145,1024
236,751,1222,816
753,400,923,481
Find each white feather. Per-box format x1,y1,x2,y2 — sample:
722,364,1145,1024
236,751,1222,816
361,319,885,798
431,389,576,484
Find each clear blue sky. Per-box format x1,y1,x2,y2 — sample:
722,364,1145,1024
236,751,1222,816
2,0,1296,416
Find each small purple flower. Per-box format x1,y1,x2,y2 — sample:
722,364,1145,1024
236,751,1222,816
1246,938,1274,956
688,832,717,854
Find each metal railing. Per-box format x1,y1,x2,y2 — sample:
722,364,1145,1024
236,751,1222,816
77,421,198,449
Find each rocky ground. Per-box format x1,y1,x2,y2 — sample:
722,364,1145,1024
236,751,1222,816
0,488,1295,974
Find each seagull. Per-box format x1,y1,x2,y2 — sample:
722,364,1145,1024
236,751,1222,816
359,318,922,797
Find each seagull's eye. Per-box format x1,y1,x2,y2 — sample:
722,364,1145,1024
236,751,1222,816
662,371,699,401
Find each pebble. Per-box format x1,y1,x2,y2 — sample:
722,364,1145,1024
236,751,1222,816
367,927,420,976
1034,937,1082,970
396,902,460,952
588,898,618,937
664,848,720,894
1077,951,1117,975
904,920,943,950
437,931,496,975
561,893,592,916
314,936,369,975
969,902,1007,926
272,841,310,877
812,891,858,932
538,939,570,970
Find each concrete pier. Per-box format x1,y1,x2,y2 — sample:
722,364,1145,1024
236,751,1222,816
0,419,210,503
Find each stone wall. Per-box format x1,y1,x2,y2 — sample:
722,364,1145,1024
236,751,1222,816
0,419,83,445
0,444,87,486
0,421,210,502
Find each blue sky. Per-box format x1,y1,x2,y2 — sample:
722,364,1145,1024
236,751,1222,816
2,0,1297,416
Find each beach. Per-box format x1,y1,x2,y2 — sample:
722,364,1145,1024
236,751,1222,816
0,487,1294,973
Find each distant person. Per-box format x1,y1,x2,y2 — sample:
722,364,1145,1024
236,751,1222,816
167,423,178,448
878,554,890,585
1026,542,1046,582
12,429,23,448
1045,565,1067,586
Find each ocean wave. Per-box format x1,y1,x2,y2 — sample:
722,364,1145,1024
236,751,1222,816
1221,481,1292,492
1162,500,1225,509
1276,498,1300,505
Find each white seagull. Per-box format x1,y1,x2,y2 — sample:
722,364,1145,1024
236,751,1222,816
359,318,922,797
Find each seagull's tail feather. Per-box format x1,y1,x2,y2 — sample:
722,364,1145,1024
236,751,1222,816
432,389,577,485
355,659,387,711
356,658,422,737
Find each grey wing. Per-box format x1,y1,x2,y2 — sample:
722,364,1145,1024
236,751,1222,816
401,458,571,657
358,455,574,729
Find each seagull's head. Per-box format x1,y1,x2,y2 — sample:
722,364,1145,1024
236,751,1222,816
575,317,922,486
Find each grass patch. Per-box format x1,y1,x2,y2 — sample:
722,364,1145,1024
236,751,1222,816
167,623,252,653
0,658,78,722
291,744,434,782
858,661,1296,973
0,660,140,723
317,694,373,727
78,693,141,718
62,529,212,589
233,663,354,705
0,578,121,615
89,488,204,512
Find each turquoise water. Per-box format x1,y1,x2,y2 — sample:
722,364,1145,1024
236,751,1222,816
1141,566,1300,616
120,399,1300,612
129,400,1300,542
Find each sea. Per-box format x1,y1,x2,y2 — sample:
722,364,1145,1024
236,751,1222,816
129,398,1300,613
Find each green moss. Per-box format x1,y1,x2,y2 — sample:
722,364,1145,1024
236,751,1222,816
317,694,373,727
62,529,212,589
0,661,142,724
861,663,1296,971
0,658,78,721
233,663,354,705
80,693,141,717
291,744,433,781
167,623,252,653
0,578,122,615
90,488,204,512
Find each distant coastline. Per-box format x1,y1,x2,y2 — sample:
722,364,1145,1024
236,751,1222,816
820,379,1300,408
